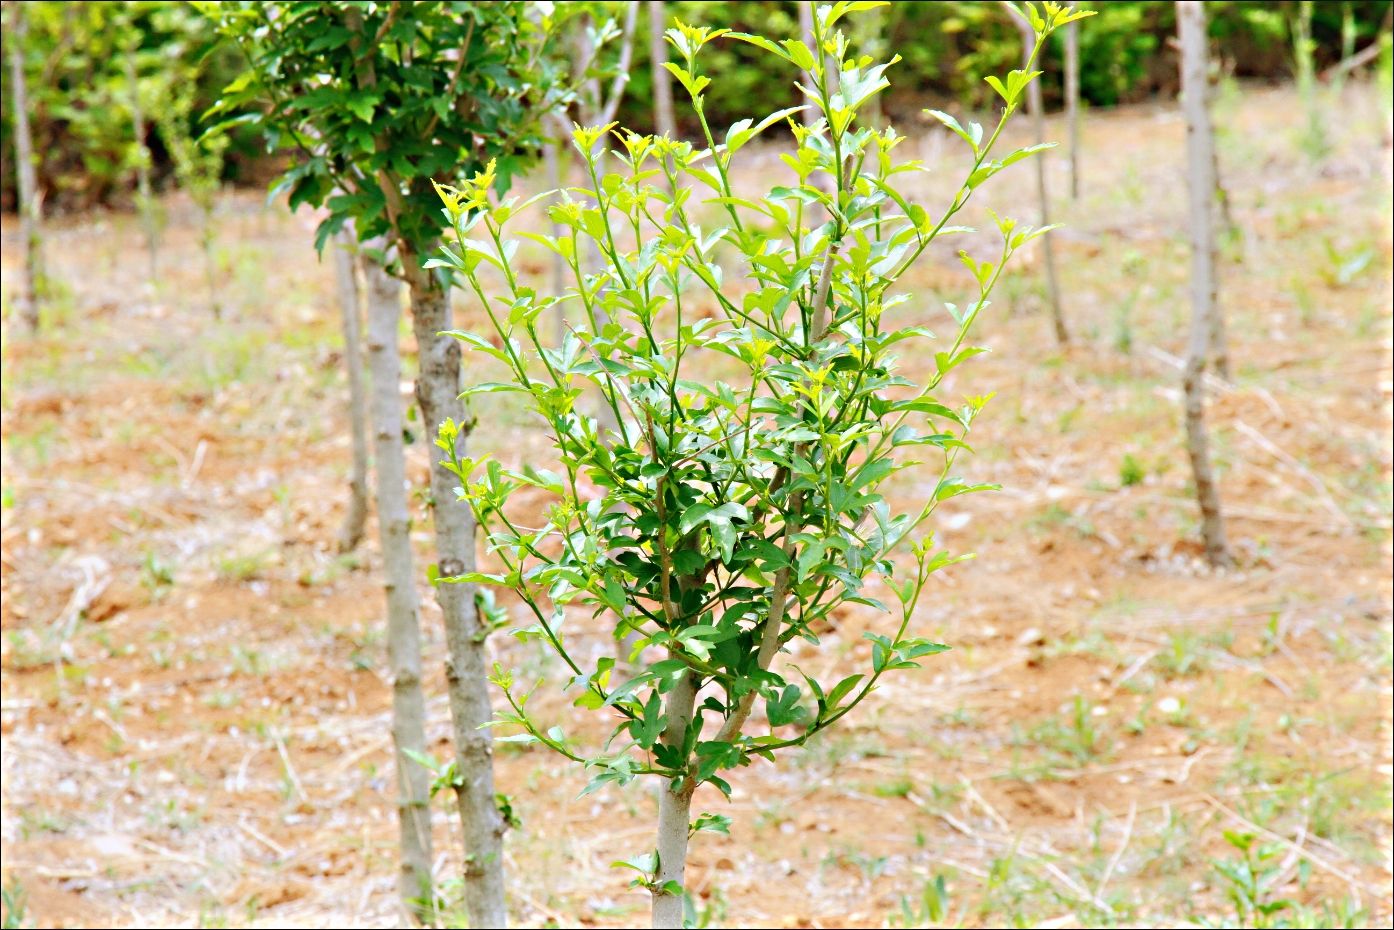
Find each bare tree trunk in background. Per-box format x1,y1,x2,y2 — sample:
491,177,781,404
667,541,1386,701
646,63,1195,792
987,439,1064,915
201,210,222,319
1178,1,1234,570
362,254,436,922
1065,4,1081,200
649,0,675,139
125,52,158,282
7,2,44,333
799,3,816,90
400,261,508,929
1209,149,1235,380
1009,5,1069,346
799,2,835,206
545,130,570,345
1180,7,1234,379
345,8,505,919
572,7,636,431
335,228,370,554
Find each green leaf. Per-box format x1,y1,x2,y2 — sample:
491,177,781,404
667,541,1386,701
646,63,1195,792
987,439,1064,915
925,109,980,153
764,683,803,727
825,674,863,710
691,812,733,836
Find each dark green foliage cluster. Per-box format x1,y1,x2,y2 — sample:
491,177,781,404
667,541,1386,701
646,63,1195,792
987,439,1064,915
202,1,572,257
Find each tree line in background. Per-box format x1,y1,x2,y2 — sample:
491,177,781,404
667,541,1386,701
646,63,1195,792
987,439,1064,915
2,0,1390,213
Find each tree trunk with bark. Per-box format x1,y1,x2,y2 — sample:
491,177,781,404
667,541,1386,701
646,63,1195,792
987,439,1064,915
545,121,569,345
649,1,676,139
344,7,507,922
1178,0,1234,569
1010,6,1069,346
335,229,370,554
363,253,436,921
1065,5,1081,200
126,51,158,281
401,260,509,929
7,2,44,333
650,670,699,929
799,2,835,206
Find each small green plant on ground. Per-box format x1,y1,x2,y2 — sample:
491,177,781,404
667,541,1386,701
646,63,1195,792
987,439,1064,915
1198,830,1366,929
892,873,952,928
1,880,29,930
434,2,1091,926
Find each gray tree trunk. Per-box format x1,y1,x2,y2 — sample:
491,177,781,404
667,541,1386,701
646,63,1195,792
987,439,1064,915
7,2,43,333
1178,0,1234,569
363,254,436,921
1010,8,1069,346
545,124,569,345
648,1,676,139
799,3,835,206
335,229,370,554
651,670,699,929
343,10,505,918
1065,6,1081,200
125,52,158,281
402,269,508,928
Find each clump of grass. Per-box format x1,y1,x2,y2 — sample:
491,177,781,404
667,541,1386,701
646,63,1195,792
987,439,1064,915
1119,453,1146,487
1028,695,1111,764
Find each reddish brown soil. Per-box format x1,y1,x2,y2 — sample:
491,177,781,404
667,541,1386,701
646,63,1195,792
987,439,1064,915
2,84,1391,928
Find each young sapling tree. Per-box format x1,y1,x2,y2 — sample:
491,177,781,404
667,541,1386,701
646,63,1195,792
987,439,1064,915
155,75,229,316
332,227,370,554
1178,0,1233,568
205,3,580,922
1004,0,1068,346
124,27,160,283
431,2,1092,927
1064,0,1081,199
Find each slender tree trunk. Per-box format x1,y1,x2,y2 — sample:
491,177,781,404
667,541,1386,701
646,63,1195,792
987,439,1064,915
1064,5,1081,200
7,2,43,333
1208,164,1234,380
344,10,504,916
649,1,675,139
799,3,816,72
1011,8,1069,346
363,254,436,921
545,123,569,345
651,670,699,929
201,213,222,319
125,52,158,281
573,9,635,437
1202,66,1234,379
335,229,370,553
1178,1,1233,569
402,267,508,929
799,2,834,206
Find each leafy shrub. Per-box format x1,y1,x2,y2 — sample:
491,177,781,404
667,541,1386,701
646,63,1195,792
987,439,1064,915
432,1,1090,923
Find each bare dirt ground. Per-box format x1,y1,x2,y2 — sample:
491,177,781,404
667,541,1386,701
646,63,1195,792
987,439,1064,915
2,83,1391,928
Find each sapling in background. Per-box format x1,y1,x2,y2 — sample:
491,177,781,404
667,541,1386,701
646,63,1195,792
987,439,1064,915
433,2,1091,927
156,76,229,317
123,22,161,282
